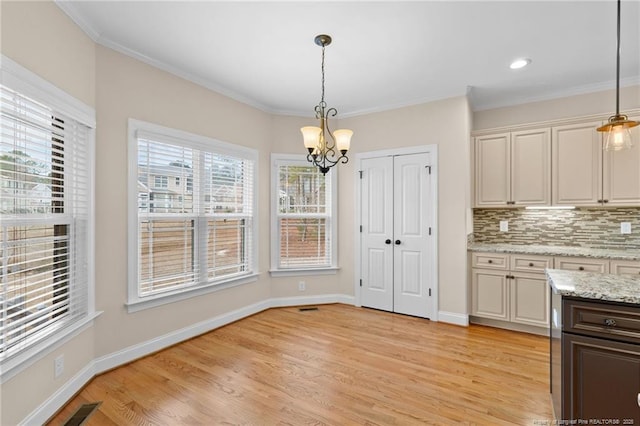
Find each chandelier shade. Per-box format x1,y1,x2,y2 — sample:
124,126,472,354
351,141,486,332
301,34,353,175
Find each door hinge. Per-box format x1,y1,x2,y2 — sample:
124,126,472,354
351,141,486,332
359,170,363,179
428,227,432,235
359,279,363,287
429,288,432,297
425,165,431,175
360,225,363,233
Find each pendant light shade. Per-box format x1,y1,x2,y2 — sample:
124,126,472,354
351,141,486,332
597,0,639,150
599,116,637,151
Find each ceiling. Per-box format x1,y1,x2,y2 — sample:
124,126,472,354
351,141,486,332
56,1,640,117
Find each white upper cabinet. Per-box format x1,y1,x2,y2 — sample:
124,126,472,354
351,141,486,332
602,116,640,206
475,133,510,207
474,129,550,207
552,122,602,206
511,128,551,206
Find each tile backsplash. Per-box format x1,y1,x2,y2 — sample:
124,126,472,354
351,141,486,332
473,208,640,249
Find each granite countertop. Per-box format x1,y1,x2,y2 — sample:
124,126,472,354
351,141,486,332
547,269,640,304
468,242,640,261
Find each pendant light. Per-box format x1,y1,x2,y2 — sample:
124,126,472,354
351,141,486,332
301,34,353,175
597,0,639,151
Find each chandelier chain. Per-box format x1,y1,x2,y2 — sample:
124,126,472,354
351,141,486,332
320,44,326,106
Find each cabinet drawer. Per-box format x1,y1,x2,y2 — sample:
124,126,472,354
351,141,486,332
510,254,553,273
563,299,640,345
611,260,640,276
554,257,610,273
471,253,509,270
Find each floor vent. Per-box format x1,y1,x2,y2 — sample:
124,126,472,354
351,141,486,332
63,402,101,426
299,306,319,312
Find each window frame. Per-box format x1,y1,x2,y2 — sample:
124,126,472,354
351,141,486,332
0,55,97,383
127,119,258,313
270,154,338,277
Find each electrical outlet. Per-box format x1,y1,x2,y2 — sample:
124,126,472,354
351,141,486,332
54,354,64,378
298,281,306,291
499,220,509,232
621,222,632,234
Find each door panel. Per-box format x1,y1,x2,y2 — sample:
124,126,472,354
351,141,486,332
393,153,432,318
360,157,393,311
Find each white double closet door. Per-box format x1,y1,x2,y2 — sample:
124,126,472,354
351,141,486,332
360,152,435,319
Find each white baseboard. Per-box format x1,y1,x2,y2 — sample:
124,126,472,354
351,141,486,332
438,310,469,326
269,293,355,308
21,360,96,426
22,294,355,425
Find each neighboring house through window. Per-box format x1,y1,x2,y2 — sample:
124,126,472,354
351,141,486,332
127,119,258,311
270,154,338,275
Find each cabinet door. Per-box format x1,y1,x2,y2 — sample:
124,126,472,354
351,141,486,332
603,116,640,206
475,133,510,207
563,333,640,423
611,259,640,276
510,272,549,327
555,256,610,273
552,122,602,206
511,128,551,206
471,269,508,320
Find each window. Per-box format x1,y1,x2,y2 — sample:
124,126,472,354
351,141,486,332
270,154,337,274
0,59,95,373
128,120,257,311
154,175,168,188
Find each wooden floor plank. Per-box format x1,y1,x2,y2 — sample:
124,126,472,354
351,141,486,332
47,304,553,425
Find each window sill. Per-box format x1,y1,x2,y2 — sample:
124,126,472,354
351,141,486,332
125,273,259,313
269,267,339,278
1,311,102,384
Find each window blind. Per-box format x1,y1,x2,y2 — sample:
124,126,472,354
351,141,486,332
276,164,332,268
0,85,90,360
136,134,254,298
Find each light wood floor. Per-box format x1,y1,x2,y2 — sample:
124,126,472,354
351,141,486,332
48,304,553,425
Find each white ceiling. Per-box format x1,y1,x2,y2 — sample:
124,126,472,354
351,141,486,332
56,1,640,117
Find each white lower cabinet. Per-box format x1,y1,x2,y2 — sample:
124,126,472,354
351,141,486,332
471,252,552,328
554,256,609,273
471,251,640,332
610,260,640,275
471,268,508,320
510,272,549,327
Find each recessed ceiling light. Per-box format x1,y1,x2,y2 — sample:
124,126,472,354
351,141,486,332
510,58,531,70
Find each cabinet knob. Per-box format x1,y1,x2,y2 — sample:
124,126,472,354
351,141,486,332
578,266,585,271
603,199,609,203
529,262,534,267
603,318,617,327
637,393,640,408
488,260,493,264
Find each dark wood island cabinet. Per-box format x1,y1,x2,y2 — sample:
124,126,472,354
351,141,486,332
549,269,640,424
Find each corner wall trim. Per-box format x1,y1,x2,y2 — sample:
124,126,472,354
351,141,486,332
21,295,356,425
438,311,469,327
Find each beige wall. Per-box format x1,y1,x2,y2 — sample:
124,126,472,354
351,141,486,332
93,46,273,357
473,85,640,130
1,0,95,107
340,97,472,316
1,1,97,424
269,115,354,297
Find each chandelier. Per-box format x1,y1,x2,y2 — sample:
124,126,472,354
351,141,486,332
597,0,639,150
301,34,353,175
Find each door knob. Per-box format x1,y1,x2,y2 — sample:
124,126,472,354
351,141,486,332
395,240,401,245
385,239,391,245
